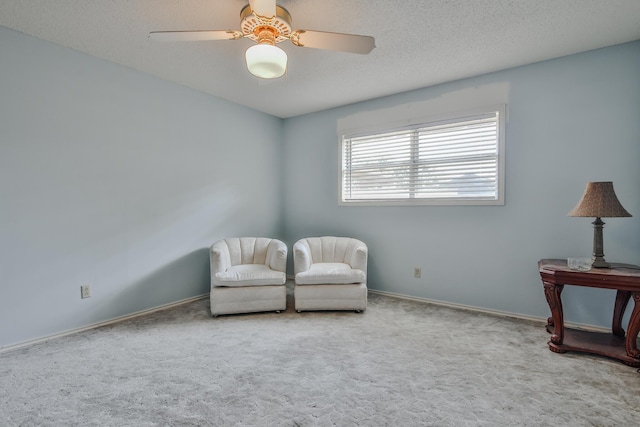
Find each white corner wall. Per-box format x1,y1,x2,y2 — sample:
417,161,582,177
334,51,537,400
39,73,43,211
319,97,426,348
0,27,283,348
282,41,640,329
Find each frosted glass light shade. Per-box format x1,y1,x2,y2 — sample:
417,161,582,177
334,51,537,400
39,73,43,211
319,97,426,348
245,44,287,79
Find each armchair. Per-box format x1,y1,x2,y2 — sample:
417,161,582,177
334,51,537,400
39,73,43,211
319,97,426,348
210,237,287,317
293,236,368,312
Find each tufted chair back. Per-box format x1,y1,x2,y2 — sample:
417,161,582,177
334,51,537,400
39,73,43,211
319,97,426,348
293,236,367,275
210,237,287,278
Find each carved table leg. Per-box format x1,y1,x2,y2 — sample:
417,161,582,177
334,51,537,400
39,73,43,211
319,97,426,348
543,281,564,348
625,292,640,359
612,290,631,337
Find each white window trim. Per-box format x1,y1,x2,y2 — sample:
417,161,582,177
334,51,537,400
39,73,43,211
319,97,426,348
339,104,506,207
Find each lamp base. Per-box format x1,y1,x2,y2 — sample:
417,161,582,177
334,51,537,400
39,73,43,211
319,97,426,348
591,257,610,269
591,217,610,268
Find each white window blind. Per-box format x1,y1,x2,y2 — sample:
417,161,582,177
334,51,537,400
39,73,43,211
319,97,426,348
340,108,504,205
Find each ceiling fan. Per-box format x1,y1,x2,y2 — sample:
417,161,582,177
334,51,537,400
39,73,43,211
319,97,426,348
149,0,375,79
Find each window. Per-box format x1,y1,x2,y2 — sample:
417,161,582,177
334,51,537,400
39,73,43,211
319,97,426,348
340,106,505,206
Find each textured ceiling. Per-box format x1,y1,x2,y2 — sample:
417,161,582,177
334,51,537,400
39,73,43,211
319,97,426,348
1,0,639,118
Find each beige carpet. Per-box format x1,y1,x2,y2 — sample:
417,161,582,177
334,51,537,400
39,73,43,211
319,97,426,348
1,284,639,426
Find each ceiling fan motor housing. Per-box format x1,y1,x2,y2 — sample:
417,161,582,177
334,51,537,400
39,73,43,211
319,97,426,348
240,4,292,43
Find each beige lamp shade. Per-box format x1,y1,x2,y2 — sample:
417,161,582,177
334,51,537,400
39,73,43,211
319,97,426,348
567,182,631,218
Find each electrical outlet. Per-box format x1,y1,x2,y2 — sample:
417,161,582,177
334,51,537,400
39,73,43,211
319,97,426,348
80,284,91,299
414,267,421,278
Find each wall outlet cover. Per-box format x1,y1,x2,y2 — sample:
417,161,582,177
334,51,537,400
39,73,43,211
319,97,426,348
81,285,91,299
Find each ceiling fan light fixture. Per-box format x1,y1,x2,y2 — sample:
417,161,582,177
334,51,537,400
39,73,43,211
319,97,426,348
245,43,287,79
151,2,375,79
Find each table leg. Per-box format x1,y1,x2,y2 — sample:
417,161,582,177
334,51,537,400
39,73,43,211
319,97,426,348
543,281,564,346
612,290,631,337
625,292,640,359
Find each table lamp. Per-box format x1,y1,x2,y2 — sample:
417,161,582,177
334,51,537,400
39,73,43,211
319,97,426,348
567,181,631,268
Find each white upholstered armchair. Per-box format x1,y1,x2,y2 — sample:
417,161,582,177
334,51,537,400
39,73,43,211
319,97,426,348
210,237,287,317
293,236,368,312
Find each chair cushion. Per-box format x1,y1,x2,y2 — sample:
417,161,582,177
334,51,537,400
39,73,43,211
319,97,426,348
213,264,286,287
295,263,366,285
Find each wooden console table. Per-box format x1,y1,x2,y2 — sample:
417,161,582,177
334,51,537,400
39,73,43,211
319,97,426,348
539,259,640,367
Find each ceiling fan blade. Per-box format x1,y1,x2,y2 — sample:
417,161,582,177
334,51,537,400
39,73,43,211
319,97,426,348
290,30,375,54
148,30,243,42
249,0,276,20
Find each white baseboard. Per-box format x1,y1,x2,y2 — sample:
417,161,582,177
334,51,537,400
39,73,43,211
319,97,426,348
368,289,610,333
3,289,611,354
0,294,209,354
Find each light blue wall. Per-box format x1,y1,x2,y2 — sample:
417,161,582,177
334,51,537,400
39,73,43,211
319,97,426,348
0,27,283,348
2,26,638,349
282,41,640,328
